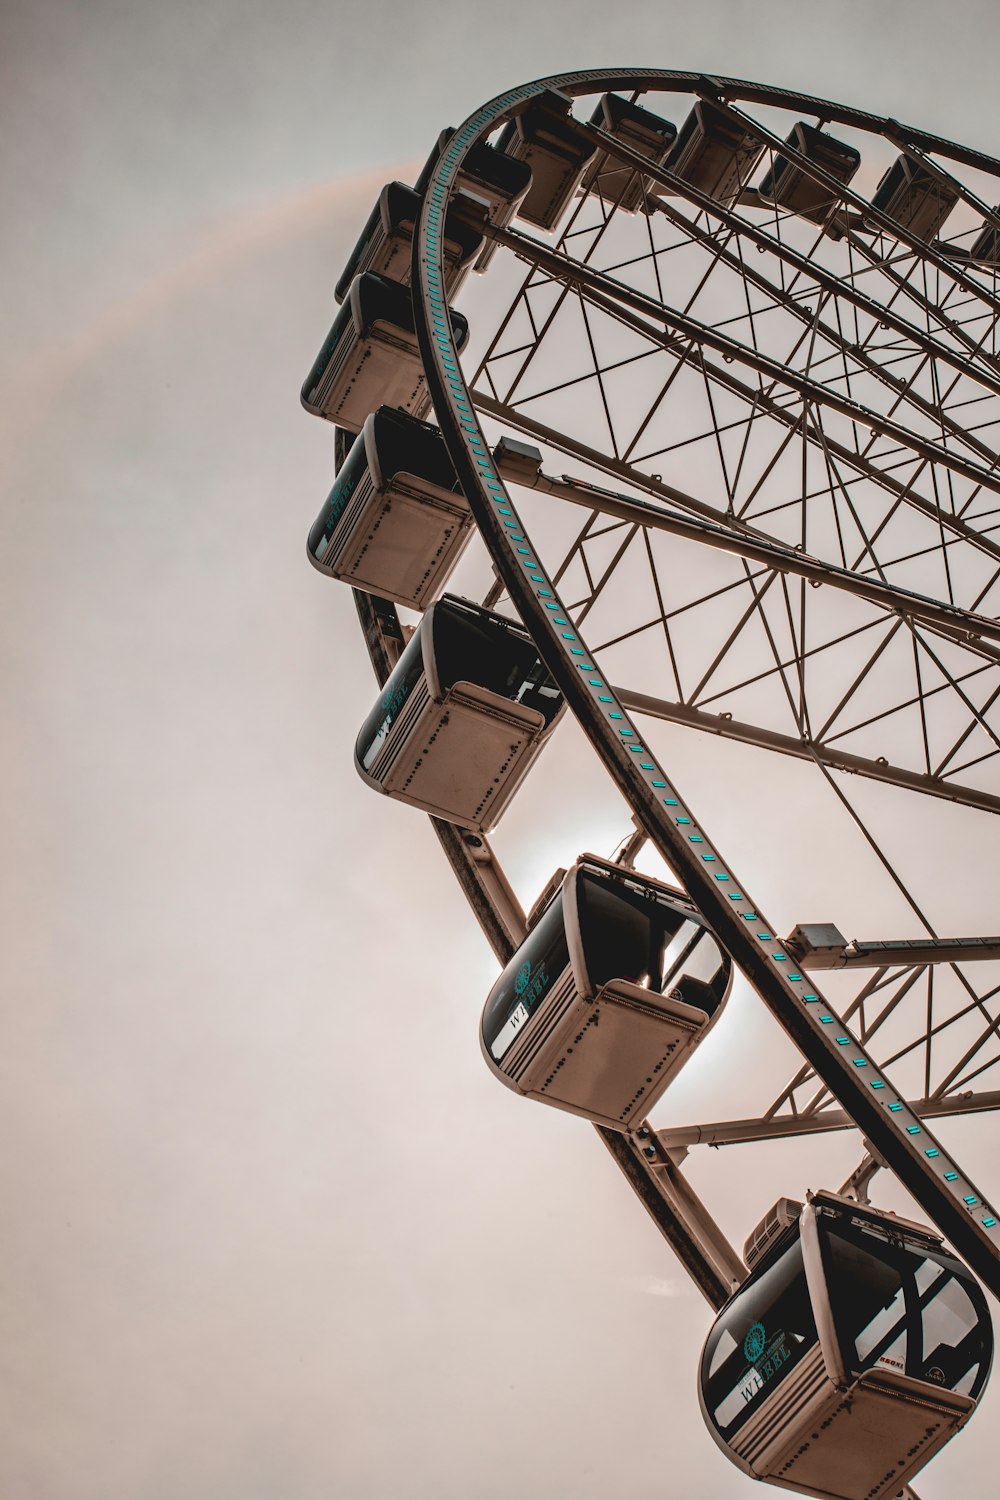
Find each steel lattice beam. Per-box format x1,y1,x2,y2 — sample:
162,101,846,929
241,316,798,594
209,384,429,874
412,70,1000,1300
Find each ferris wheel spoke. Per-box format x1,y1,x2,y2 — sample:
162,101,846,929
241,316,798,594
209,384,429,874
485,422,1000,809
478,285,1000,607
493,220,1000,503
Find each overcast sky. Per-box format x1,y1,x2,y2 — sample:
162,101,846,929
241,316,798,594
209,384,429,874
4,3,1000,1498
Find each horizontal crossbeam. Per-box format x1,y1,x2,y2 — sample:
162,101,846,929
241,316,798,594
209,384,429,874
494,447,1000,647
614,688,1000,815
657,1088,1000,1150
786,923,1000,969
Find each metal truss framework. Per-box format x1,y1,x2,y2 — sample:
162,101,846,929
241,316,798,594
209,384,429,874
334,68,1000,1337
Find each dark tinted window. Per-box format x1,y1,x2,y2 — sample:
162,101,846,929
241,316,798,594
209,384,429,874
578,872,664,991
301,297,355,406
482,892,570,1061
354,272,416,338
370,408,460,494
819,1216,992,1399
433,599,562,725
355,628,426,772
308,429,371,559
701,1234,818,1439
577,870,728,1013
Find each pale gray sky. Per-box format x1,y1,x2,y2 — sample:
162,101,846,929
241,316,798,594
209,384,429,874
3,3,1000,1498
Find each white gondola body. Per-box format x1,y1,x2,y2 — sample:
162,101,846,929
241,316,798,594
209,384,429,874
362,677,549,831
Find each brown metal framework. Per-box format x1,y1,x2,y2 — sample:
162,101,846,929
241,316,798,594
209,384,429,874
386,69,1000,1310
309,77,1000,1386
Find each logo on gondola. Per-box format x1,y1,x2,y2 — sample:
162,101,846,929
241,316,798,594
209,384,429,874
382,680,408,719
743,1323,767,1363
515,961,531,995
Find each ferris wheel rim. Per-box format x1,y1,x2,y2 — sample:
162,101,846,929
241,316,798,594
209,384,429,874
395,67,1000,1294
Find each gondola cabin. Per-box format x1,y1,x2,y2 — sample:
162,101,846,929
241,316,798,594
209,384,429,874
496,90,596,231
354,595,564,831
580,94,678,214
700,1191,993,1499
333,182,483,303
301,272,469,433
481,855,732,1130
666,100,764,207
757,123,861,229
865,153,960,243
415,128,535,273
306,407,473,606
415,129,532,231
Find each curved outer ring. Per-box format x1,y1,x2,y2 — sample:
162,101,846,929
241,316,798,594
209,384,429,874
403,68,1000,1296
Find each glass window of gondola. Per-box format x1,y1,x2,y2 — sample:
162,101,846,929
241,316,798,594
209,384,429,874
576,871,727,1013
355,627,427,772
816,1210,993,1399
431,598,562,724
372,406,462,492
702,1230,819,1440
482,892,571,1061
306,431,369,561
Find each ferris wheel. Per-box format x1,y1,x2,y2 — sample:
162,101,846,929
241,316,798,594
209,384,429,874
300,69,1000,1499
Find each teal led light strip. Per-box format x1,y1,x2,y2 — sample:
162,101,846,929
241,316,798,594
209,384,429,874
412,70,1000,1270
